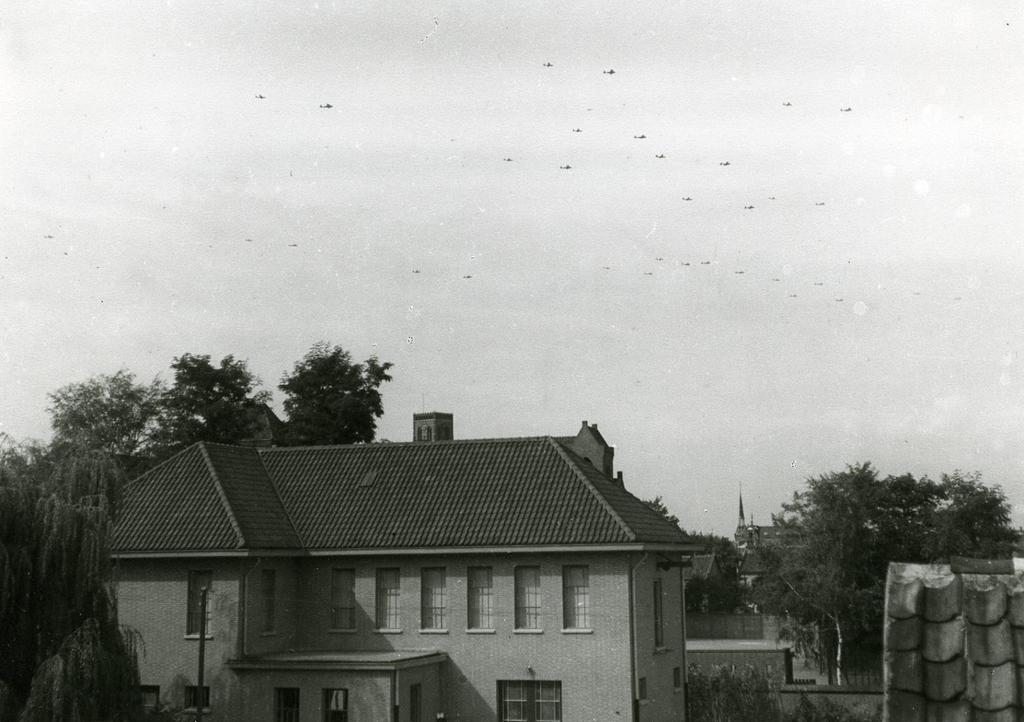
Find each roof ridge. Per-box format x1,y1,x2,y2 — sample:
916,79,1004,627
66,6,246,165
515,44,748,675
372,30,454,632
546,437,635,542
256,450,303,546
258,436,553,453
198,441,246,548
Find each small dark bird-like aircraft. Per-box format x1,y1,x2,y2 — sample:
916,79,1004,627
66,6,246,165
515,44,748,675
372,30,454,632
643,271,653,276
815,202,825,206
700,260,711,265
462,275,472,279
603,68,616,75
543,62,553,67
782,101,792,106
655,154,666,159
412,269,421,274
681,197,693,201
840,107,852,112
813,282,824,286
288,243,298,247
255,94,266,99
572,128,582,133
734,270,745,275
244,238,254,243
503,157,513,162
320,103,333,109
559,165,572,170
789,294,798,298
633,134,646,139
835,298,844,302
44,234,55,239
602,266,611,270
772,278,781,282
768,196,776,200
681,262,691,266
744,205,755,210
719,161,730,166
655,257,664,261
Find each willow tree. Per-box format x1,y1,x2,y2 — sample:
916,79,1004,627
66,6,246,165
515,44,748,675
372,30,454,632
0,437,140,722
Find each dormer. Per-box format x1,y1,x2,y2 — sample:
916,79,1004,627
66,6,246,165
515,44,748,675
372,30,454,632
568,420,614,479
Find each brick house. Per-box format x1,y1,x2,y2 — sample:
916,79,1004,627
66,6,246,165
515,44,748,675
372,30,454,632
112,415,694,722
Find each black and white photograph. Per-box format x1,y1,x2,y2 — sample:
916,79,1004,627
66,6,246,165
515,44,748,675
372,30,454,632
1,1,1021,720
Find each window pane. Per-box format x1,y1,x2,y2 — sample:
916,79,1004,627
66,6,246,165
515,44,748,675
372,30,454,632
261,569,276,633
468,566,493,629
536,682,562,722
562,565,590,629
187,570,212,635
185,685,210,709
331,569,355,630
376,568,401,629
420,567,446,629
409,683,421,722
514,567,541,629
323,688,347,722
275,688,299,722
498,681,561,722
653,579,664,647
140,685,160,712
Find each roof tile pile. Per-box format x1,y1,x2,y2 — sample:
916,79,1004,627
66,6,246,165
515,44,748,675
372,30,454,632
884,559,1024,722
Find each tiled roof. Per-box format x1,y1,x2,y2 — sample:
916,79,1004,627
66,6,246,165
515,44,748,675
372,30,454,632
884,559,1024,721
113,436,689,553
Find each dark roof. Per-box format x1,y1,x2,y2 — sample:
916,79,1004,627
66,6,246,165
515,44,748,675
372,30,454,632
684,553,720,581
113,436,689,554
739,549,767,576
884,559,1024,720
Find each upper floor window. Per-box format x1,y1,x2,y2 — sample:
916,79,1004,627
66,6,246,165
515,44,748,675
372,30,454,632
323,688,348,722
561,565,590,629
376,568,401,630
186,570,212,636
420,567,446,630
275,688,299,722
261,568,276,633
515,566,541,630
467,566,493,629
330,568,356,630
653,578,665,647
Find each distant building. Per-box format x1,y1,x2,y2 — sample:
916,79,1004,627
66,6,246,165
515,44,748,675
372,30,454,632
112,415,694,722
733,492,799,586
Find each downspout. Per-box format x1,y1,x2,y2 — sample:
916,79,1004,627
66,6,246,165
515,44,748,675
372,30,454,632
628,552,648,722
238,557,264,660
392,669,399,722
678,565,687,721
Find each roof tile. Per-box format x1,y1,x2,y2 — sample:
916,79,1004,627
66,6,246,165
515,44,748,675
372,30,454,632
964,576,1008,626
970,660,1016,711
923,657,965,702
922,619,962,663
967,619,1014,667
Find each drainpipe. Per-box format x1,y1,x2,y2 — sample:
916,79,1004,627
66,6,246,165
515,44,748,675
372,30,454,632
238,557,263,660
628,552,648,722
392,669,399,722
678,564,687,721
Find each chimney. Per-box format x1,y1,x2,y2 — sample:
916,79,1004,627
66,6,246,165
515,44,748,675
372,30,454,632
413,412,453,442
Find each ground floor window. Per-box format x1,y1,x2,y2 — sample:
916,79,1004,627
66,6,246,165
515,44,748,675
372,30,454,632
139,685,159,712
275,687,300,722
498,680,561,722
409,683,421,722
323,688,347,722
185,685,210,711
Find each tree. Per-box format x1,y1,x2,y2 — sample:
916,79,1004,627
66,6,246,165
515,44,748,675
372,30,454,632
47,370,165,472
751,462,1019,685
159,353,271,449
0,442,140,721
278,342,393,446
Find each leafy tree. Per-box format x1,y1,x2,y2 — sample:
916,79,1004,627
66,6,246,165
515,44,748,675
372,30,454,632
278,342,393,446
751,462,1019,685
0,442,140,722
159,353,271,449
643,496,681,528
47,369,165,473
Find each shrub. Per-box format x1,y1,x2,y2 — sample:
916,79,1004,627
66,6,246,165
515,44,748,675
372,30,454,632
687,665,781,722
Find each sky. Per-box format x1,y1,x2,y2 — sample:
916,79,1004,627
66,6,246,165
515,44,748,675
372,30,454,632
2,0,1022,537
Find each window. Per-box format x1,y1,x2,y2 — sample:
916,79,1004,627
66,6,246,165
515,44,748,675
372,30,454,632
467,566,493,629
498,680,561,722
140,685,160,712
653,579,664,647
420,567,446,630
186,570,212,635
376,568,401,630
330,568,356,630
323,689,347,722
275,688,299,722
514,566,541,630
409,683,422,722
561,565,590,629
261,569,276,633
185,685,210,710
638,677,647,700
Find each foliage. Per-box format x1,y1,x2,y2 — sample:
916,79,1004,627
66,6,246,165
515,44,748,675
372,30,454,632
643,496,681,528
48,370,165,473
159,353,271,450
751,462,1019,683
686,664,781,722
786,695,880,722
278,342,393,446
0,445,140,722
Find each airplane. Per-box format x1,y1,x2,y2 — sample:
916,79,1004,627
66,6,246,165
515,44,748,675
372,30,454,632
412,269,421,274
744,205,755,210
633,134,646,139
503,157,513,162
288,243,298,247
572,128,582,133
768,196,776,200
655,257,664,261
603,69,616,75
543,62,553,67
320,103,333,109
815,202,825,206
255,94,266,99
783,102,792,107
559,165,572,170
840,107,852,112
681,197,693,201
655,154,666,159
462,275,472,279
734,270,745,274
700,260,711,265
719,161,730,166
772,278,781,282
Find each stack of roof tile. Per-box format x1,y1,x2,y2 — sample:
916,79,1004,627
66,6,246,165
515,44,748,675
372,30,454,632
884,559,1024,722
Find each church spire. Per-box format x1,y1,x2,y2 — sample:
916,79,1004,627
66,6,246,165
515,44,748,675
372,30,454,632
738,484,746,526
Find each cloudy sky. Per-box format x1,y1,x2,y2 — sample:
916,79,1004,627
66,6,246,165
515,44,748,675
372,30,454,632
2,0,1022,536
